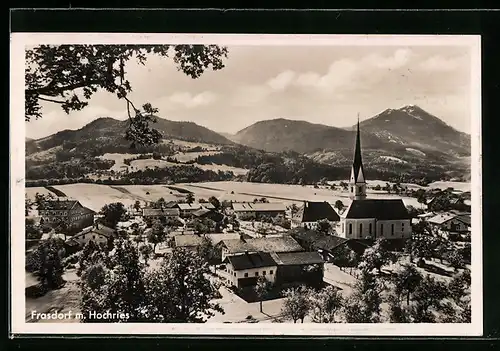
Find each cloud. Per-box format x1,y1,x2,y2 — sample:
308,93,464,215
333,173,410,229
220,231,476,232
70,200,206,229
267,70,296,91
168,91,218,108
364,48,412,70
418,55,463,72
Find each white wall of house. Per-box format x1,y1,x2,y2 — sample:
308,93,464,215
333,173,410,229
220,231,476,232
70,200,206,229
340,218,411,239
224,263,277,286
291,220,338,231
72,232,109,247
433,218,469,232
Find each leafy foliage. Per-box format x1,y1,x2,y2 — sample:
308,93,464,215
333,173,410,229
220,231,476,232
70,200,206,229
254,276,274,313
142,248,224,322
98,202,127,229
281,285,312,323
26,44,228,146
309,286,344,323
26,238,66,289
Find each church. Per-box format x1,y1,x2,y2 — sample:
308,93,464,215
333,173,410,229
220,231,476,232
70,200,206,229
338,119,412,240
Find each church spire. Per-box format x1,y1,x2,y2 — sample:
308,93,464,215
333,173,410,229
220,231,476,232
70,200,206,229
349,113,367,200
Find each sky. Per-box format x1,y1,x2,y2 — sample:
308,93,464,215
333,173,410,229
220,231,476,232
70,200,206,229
25,44,473,139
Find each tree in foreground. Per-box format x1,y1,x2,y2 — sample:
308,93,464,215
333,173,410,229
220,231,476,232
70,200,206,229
281,285,311,323
343,269,382,323
208,196,221,210
26,238,66,290
26,44,228,147
393,264,423,306
254,276,274,313
147,219,166,252
309,286,344,323
139,243,154,266
80,238,145,322
360,238,396,274
142,248,224,322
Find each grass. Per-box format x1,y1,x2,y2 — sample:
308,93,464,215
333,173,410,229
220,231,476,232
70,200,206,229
45,186,67,197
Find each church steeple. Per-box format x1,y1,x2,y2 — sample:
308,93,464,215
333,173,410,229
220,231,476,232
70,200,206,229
349,114,367,200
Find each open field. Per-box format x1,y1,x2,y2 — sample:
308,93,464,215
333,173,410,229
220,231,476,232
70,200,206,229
97,153,138,172
427,181,471,192
162,139,221,151
174,151,221,162
25,178,471,213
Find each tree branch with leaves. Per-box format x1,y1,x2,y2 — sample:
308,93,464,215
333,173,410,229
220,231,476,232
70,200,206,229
25,44,228,147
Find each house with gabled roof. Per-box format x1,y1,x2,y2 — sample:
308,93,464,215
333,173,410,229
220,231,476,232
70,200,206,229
222,251,277,288
291,201,340,230
38,199,95,232
69,223,116,248
142,207,180,220
232,202,286,219
217,235,304,261
427,212,471,236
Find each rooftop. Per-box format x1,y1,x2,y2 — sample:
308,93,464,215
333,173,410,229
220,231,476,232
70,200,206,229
174,235,206,247
177,203,203,211
224,252,277,270
294,201,340,222
74,224,116,238
142,208,180,217
344,199,411,220
232,202,287,212
271,251,324,266
220,236,304,254
427,212,471,225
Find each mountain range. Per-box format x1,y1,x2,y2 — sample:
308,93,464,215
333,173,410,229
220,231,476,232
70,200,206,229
26,105,470,173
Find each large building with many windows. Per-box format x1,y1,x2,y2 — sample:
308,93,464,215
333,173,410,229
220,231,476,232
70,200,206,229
338,119,411,240
38,199,95,232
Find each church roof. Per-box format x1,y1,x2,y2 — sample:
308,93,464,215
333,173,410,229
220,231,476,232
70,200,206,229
293,201,340,222
344,199,411,220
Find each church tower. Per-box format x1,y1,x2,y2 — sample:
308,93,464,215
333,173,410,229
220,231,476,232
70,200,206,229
349,115,367,200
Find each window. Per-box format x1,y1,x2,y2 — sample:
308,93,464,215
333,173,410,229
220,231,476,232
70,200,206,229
351,187,354,193
234,272,236,277
255,272,259,277
369,223,372,234
348,223,352,235
93,235,96,240
244,273,248,278
270,270,273,275
402,222,405,230
380,224,384,235
263,271,266,276
391,224,395,236
342,222,344,233
359,223,363,235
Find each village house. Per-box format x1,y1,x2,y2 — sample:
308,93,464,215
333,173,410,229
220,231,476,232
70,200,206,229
426,212,471,238
142,208,180,221
338,120,411,240
232,202,287,220
289,227,369,262
217,235,304,261
291,201,340,230
173,234,206,251
270,251,325,286
177,203,203,217
38,199,95,232
191,207,224,223
68,223,116,248
222,251,278,288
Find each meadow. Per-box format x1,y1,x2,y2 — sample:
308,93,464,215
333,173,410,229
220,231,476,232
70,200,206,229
24,178,471,212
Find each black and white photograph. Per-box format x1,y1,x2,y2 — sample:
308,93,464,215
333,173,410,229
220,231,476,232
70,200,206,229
10,33,482,336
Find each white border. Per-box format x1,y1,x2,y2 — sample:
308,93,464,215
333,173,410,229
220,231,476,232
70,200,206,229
10,33,483,336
